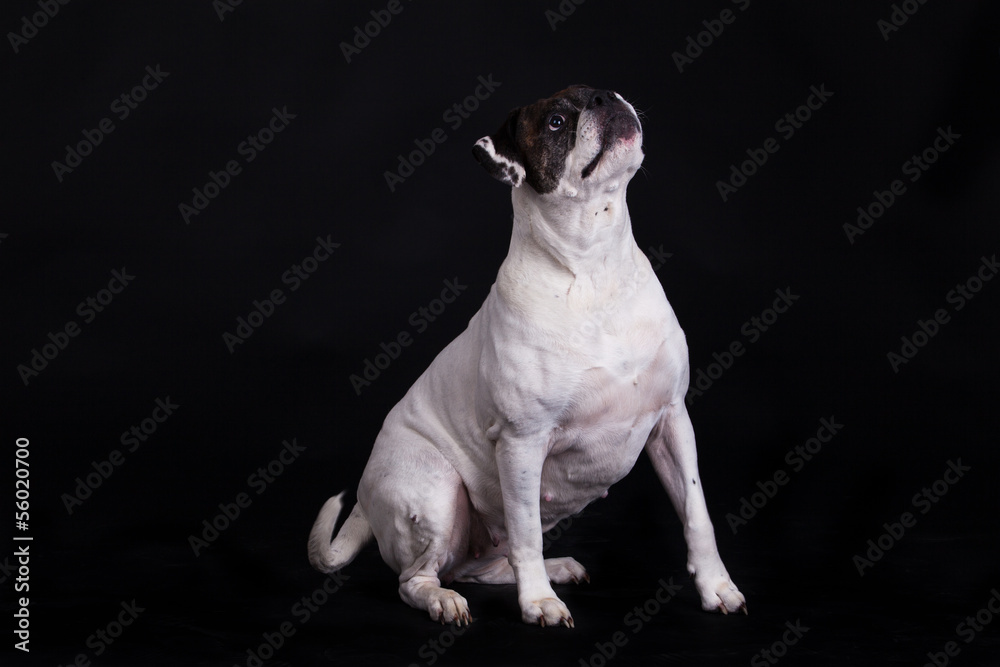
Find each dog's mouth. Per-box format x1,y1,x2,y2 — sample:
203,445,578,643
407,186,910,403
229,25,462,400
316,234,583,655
581,113,642,179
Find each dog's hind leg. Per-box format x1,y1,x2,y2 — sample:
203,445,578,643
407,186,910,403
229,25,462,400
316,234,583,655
360,439,474,625
393,484,473,625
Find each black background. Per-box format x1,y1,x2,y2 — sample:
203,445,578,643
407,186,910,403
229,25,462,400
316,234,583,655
2,2,999,666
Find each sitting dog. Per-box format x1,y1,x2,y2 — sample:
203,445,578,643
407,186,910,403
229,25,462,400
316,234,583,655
309,85,746,627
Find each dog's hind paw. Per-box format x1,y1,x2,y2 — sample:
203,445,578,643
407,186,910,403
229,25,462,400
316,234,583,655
544,557,589,585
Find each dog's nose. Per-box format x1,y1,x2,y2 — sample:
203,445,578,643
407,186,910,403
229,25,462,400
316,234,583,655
586,90,617,109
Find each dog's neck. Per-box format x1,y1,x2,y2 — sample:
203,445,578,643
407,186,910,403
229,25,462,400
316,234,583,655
496,183,649,312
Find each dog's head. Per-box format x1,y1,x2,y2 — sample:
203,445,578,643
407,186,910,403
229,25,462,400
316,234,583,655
472,85,643,197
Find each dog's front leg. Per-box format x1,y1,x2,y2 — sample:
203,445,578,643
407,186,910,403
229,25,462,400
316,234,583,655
646,403,747,615
495,434,574,628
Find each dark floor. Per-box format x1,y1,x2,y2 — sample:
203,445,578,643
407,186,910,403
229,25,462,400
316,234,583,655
12,408,1000,666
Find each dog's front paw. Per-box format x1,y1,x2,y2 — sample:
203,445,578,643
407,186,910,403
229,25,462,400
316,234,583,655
428,589,473,626
522,596,574,628
692,569,747,615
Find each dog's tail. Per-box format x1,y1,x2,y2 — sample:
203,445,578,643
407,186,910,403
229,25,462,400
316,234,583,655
307,491,374,573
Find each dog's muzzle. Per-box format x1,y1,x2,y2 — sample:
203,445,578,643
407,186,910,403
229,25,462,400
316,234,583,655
581,90,641,179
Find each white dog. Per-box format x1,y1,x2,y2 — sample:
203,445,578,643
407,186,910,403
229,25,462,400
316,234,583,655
309,85,746,627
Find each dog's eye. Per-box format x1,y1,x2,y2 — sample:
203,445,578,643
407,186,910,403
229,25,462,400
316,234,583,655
548,114,565,131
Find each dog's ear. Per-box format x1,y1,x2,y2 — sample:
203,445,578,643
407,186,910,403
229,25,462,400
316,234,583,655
472,108,526,188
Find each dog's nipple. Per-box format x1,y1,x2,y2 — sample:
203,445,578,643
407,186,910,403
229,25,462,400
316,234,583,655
543,492,553,502
601,490,609,498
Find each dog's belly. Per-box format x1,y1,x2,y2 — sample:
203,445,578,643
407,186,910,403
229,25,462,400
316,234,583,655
538,410,660,528
535,345,678,528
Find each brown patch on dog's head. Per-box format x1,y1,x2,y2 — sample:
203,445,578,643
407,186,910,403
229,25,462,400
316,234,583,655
473,85,594,194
